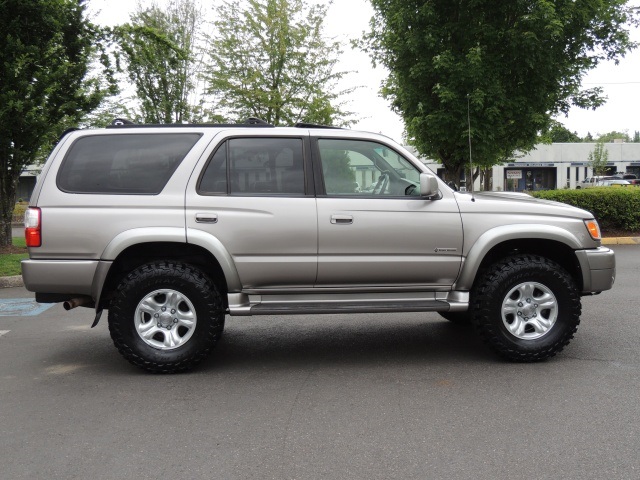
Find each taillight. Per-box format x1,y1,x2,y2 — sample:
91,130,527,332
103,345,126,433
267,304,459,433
24,207,41,247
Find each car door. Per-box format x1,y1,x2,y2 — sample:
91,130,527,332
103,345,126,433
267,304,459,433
185,134,318,289
313,137,463,288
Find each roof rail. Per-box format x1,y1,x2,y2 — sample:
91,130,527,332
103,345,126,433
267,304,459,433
112,118,135,126
294,122,343,129
59,127,80,140
106,117,276,129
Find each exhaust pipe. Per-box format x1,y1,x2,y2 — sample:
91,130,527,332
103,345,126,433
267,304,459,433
63,297,92,311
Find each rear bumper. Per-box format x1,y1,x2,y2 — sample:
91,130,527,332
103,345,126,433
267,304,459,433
21,259,98,297
576,247,616,293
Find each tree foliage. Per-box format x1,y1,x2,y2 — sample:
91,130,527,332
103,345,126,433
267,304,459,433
0,0,113,246
588,141,610,176
539,121,581,143
362,0,638,186
204,0,355,126
113,0,204,123
596,131,630,143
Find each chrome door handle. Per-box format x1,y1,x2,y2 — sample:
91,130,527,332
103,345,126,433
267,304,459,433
195,213,218,224
330,214,353,225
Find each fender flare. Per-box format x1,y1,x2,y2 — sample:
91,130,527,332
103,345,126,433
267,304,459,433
454,224,583,291
94,227,242,308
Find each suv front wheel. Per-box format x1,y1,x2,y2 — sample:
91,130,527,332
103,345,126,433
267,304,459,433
471,255,580,362
108,262,225,373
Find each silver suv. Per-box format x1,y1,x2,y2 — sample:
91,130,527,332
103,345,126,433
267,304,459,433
22,120,616,372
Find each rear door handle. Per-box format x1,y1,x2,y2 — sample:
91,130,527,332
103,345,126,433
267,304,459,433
195,213,218,224
330,214,353,225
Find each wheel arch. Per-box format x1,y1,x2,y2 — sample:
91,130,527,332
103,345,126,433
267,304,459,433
97,235,241,310
455,225,584,292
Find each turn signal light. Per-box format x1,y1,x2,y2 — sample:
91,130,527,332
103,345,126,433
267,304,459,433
24,207,41,247
584,219,601,241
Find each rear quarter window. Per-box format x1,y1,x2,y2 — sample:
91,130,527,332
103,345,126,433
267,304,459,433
57,133,202,194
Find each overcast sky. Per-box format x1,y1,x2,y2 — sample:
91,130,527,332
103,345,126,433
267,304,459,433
90,0,640,143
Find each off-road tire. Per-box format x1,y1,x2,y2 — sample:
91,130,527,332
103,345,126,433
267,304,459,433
471,255,581,362
108,262,224,373
438,311,471,325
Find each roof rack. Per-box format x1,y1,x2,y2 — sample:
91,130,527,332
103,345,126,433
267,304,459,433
107,117,276,129
294,122,343,129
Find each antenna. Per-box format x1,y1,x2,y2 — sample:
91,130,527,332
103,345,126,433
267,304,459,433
467,94,475,198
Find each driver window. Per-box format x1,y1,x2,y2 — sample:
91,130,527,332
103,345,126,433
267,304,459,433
318,139,421,196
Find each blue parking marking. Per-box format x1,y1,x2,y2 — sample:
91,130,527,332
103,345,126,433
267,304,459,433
0,299,55,317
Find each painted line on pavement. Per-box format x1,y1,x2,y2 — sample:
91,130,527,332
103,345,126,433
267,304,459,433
0,299,54,317
0,330,9,337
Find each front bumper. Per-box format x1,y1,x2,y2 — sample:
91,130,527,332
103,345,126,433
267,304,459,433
576,247,616,293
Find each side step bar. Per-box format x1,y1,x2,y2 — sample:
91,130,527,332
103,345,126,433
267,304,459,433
227,292,469,316
250,300,449,315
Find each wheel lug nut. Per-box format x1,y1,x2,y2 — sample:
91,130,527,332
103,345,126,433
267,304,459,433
518,302,523,307
167,325,171,330
171,309,176,314
162,307,166,311
154,313,159,318
157,323,161,327
173,318,178,323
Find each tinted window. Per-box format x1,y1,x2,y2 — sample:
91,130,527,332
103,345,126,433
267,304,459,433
199,137,305,195
198,144,227,194
57,133,201,194
318,139,421,196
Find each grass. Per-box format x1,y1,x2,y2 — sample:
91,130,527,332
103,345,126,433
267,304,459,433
0,237,28,277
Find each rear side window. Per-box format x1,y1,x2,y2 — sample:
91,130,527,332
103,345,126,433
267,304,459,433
57,133,201,194
198,137,305,195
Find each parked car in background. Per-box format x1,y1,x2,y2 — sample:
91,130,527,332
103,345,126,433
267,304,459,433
613,174,640,186
576,176,615,189
601,179,632,187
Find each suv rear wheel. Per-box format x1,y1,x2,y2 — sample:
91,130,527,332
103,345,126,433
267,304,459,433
108,262,224,373
471,255,580,362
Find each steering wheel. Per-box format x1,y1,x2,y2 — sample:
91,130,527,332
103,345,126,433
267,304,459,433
372,172,389,195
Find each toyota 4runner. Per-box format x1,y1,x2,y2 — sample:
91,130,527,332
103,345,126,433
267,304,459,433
22,119,616,372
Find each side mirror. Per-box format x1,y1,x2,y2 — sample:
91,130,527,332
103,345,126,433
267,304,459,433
419,173,439,197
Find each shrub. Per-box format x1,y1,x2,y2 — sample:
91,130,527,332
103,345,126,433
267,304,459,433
531,188,640,231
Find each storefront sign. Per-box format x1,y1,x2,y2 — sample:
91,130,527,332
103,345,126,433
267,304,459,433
506,170,522,179
506,163,555,167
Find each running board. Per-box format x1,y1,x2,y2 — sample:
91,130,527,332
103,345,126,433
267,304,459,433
249,300,448,315
227,292,469,316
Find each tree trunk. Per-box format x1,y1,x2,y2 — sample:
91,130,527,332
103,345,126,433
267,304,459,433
482,167,492,191
466,166,480,191
0,170,19,247
443,163,463,189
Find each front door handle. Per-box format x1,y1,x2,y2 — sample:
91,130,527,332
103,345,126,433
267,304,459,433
330,214,353,225
195,213,218,224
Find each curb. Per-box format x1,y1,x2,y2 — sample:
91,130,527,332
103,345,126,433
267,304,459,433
0,275,24,288
601,237,640,245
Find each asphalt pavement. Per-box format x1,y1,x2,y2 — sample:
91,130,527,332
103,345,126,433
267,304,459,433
0,245,638,479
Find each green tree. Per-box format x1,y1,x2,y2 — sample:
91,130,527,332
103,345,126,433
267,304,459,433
204,0,355,126
634,131,640,143
0,0,113,246
114,0,203,123
362,1,637,186
588,141,610,176
596,131,630,143
539,121,581,143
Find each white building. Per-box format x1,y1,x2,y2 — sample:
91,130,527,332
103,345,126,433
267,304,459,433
412,142,640,191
